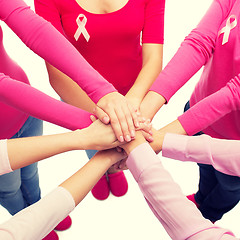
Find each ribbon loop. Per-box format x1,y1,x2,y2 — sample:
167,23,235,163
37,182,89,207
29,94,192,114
74,14,90,42
219,15,237,45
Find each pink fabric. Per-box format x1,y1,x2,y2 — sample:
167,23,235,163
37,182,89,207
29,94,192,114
150,0,240,139
127,143,236,240
0,0,116,138
0,74,93,135
0,187,75,240
163,133,240,177
34,0,165,95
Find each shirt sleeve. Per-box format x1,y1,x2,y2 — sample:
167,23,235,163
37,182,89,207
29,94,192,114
177,74,240,135
0,140,12,175
34,0,65,35
0,73,93,130
149,0,232,102
142,0,165,44
0,0,116,103
127,142,235,240
0,187,75,240
163,133,240,177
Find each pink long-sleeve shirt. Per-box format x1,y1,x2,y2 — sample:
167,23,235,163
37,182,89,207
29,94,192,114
163,133,240,178
127,143,237,240
0,0,116,139
150,0,240,140
34,0,165,95
0,139,237,240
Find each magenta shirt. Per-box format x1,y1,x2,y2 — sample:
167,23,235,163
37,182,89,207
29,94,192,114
34,0,165,95
150,0,240,140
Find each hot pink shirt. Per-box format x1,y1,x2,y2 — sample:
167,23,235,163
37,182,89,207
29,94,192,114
34,0,165,95
0,0,116,139
150,0,240,140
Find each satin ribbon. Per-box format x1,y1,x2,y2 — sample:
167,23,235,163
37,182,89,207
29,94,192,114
74,14,90,42
219,15,237,45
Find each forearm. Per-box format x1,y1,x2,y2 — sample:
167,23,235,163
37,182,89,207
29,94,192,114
0,187,75,240
140,91,166,120
125,141,235,240
149,120,187,153
0,74,92,130
162,133,240,177
1,0,116,103
7,131,80,171
60,151,115,205
46,63,96,113
126,44,163,109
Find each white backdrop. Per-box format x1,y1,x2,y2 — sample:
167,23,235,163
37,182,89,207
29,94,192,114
0,0,239,239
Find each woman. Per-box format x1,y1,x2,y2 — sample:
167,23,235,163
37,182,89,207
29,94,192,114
0,0,139,239
34,0,165,200
140,0,240,223
0,123,238,240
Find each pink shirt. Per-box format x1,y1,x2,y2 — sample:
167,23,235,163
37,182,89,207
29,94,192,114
0,0,116,139
34,0,165,95
150,0,240,140
0,139,237,239
127,143,237,240
163,133,240,177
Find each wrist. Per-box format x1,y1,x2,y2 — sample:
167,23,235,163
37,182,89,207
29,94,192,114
122,132,146,155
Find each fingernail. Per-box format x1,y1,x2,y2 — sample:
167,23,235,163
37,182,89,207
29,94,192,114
149,136,154,142
119,136,124,142
103,116,109,124
125,135,131,142
149,130,153,135
130,130,135,138
135,122,140,128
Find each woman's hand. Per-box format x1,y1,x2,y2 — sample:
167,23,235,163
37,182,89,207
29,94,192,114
75,119,122,150
94,92,139,143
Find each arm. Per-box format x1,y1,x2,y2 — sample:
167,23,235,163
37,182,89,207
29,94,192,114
1,0,139,142
145,72,240,154
0,149,125,240
0,0,115,103
45,63,96,113
126,44,163,110
0,117,120,175
121,133,236,240
162,133,240,177
125,0,165,109
140,0,231,120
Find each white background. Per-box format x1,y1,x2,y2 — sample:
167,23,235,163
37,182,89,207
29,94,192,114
0,0,239,239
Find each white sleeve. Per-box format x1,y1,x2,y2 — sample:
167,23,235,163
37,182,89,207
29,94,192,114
0,140,12,175
0,187,75,240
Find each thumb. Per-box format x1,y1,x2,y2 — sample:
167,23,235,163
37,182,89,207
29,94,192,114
93,106,110,124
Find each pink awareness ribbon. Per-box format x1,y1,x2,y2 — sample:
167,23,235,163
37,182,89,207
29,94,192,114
219,15,237,45
74,14,90,42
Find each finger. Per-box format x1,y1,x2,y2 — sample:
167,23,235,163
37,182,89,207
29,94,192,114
93,106,110,124
107,108,125,143
90,115,97,122
115,107,132,142
128,103,140,128
137,121,152,134
141,130,154,142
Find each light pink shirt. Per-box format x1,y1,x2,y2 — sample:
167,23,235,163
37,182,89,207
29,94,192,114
127,143,237,240
0,0,116,139
150,0,240,140
163,133,240,177
0,140,237,239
